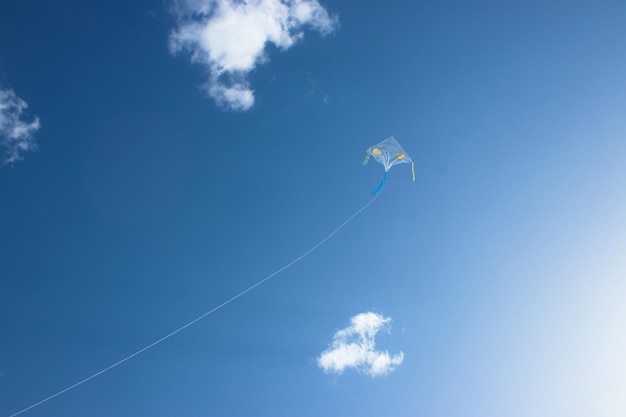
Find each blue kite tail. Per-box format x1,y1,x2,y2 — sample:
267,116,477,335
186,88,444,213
372,171,388,195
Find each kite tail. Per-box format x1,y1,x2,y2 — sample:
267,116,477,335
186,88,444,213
411,161,416,181
362,152,370,165
372,171,388,195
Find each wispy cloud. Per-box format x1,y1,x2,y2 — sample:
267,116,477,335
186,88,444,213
318,312,404,377
169,0,338,110
0,88,40,165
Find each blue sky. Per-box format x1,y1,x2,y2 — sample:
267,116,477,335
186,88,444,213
1,0,626,416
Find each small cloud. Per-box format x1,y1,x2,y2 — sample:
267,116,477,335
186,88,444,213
169,0,338,110
318,312,404,377
208,81,255,111
0,88,40,165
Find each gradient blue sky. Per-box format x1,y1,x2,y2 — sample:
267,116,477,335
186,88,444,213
2,0,626,416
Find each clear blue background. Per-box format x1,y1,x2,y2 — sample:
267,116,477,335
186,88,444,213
2,0,626,416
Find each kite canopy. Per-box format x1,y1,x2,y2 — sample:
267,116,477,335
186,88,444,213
362,136,415,194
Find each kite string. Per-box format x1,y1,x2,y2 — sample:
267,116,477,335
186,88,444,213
8,193,380,417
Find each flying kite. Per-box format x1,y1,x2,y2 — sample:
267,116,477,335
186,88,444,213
9,136,413,417
362,136,415,194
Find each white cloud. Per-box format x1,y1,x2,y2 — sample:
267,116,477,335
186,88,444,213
318,312,404,377
169,0,337,110
208,82,255,111
0,88,40,164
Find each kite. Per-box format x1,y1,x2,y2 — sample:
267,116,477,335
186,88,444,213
362,136,415,194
